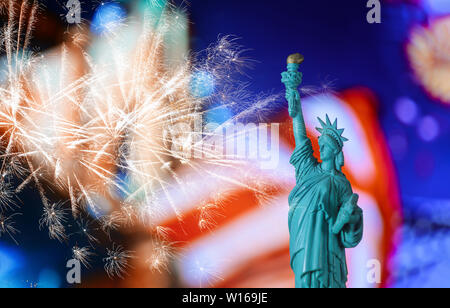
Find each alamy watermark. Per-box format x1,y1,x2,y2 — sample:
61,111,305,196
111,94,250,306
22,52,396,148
366,259,382,284
66,0,81,24
164,114,280,170
66,259,81,284
367,0,381,24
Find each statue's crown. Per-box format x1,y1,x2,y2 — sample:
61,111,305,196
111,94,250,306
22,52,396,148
316,114,348,148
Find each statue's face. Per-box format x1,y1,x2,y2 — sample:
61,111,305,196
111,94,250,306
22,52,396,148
319,135,338,162
319,142,335,161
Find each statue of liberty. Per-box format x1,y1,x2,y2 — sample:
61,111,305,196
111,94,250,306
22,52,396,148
281,53,364,288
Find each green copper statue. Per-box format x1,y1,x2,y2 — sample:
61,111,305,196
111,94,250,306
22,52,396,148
282,53,363,288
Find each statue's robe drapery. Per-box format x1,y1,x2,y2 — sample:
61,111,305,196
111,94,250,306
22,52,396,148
288,139,363,288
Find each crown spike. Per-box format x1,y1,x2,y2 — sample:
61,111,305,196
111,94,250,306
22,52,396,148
317,117,326,128
317,115,348,146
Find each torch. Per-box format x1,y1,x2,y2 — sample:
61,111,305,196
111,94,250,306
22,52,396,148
281,53,304,118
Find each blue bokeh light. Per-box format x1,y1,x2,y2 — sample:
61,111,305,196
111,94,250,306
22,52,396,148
205,103,233,125
395,97,419,125
417,116,440,142
0,244,26,288
423,0,450,15
91,2,127,35
190,71,216,98
37,268,61,288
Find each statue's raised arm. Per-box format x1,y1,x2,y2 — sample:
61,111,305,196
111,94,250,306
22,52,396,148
281,53,308,145
282,53,318,182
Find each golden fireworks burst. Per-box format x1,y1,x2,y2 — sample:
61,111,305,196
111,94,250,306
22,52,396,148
407,17,450,104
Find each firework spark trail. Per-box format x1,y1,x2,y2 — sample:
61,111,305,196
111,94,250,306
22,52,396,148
198,201,224,231
71,217,99,245
39,201,68,242
21,0,37,63
146,240,177,273
189,258,225,288
72,245,94,268
24,155,49,208
100,211,124,238
0,212,21,244
15,1,27,70
154,225,172,241
5,0,15,78
67,176,78,217
15,165,40,193
73,173,101,219
103,244,134,279
0,180,17,210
